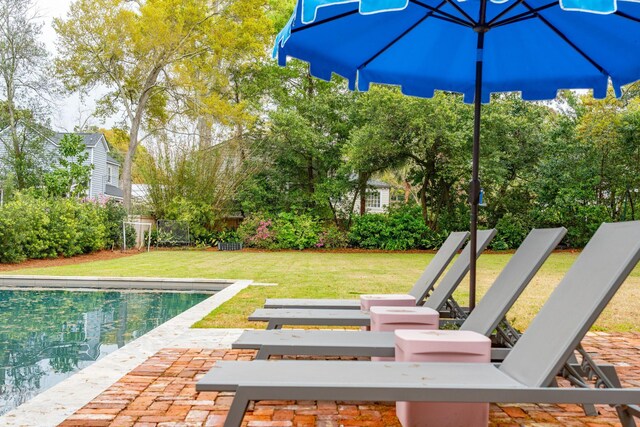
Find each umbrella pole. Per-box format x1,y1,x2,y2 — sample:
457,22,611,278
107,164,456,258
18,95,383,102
469,2,487,311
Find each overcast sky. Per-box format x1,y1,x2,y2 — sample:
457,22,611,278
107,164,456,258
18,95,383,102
35,0,111,132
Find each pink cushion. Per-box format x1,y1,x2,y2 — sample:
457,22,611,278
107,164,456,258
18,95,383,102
360,294,416,311
370,306,439,332
394,329,491,427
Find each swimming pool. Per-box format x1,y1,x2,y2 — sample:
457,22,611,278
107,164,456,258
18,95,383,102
0,289,209,415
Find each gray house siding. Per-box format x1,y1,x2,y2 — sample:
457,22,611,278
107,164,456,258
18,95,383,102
0,127,122,200
91,138,109,198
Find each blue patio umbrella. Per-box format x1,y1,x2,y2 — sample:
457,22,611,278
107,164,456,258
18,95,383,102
272,0,640,309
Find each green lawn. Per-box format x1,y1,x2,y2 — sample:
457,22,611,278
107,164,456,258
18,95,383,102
5,250,640,332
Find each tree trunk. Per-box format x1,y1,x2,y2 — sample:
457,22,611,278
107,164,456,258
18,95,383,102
307,156,314,194
419,175,429,225
122,136,137,210
358,173,369,215
403,179,411,204
122,66,163,210
5,75,24,189
197,116,213,149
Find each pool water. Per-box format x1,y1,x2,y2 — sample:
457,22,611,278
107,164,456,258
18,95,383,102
0,289,209,415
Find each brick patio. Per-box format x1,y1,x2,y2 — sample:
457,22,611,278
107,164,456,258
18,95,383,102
58,332,640,427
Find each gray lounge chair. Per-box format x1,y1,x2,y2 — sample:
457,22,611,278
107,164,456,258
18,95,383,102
264,231,469,310
234,227,567,360
198,221,640,427
249,228,497,329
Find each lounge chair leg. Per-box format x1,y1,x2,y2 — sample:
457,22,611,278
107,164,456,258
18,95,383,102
561,361,598,416
597,365,638,427
615,405,638,427
255,347,270,360
582,403,599,416
267,320,281,330
546,375,598,416
224,388,251,427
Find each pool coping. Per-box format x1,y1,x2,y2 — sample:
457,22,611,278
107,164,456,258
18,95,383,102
0,279,252,427
0,275,233,292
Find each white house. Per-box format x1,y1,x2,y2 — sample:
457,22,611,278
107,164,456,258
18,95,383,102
359,179,391,213
0,126,123,200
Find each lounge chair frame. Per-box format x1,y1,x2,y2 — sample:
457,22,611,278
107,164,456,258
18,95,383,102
250,228,497,329
198,221,640,427
264,231,469,310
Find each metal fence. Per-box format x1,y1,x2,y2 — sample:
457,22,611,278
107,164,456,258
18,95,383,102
156,220,190,247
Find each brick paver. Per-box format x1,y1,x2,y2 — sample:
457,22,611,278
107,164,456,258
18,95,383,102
58,332,640,427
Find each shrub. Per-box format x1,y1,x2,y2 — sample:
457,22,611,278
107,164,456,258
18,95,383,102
386,205,435,250
491,213,530,250
217,229,242,243
102,198,131,250
272,212,321,250
237,213,276,249
165,197,215,244
77,201,107,253
317,225,349,249
47,198,82,257
348,205,435,250
0,194,128,263
238,212,324,250
531,202,611,248
348,214,389,249
0,194,50,262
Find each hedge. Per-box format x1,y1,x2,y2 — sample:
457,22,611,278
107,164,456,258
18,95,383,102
0,194,131,263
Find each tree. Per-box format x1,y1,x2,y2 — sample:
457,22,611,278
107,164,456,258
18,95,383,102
344,87,472,230
99,127,152,184
43,133,92,198
237,60,358,223
479,95,552,226
140,133,257,240
54,0,271,210
0,0,53,189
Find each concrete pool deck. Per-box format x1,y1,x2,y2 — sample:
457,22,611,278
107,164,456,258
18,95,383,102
0,275,234,292
0,279,252,427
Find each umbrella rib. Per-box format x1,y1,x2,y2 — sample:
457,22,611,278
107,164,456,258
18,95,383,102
443,0,477,25
430,14,473,26
486,0,524,26
490,1,556,28
521,1,609,76
357,1,449,71
411,0,475,27
291,9,360,33
614,10,640,24
491,14,536,28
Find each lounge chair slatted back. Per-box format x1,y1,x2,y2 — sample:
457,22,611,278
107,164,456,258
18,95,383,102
422,228,497,311
460,227,567,336
500,221,640,388
407,231,469,301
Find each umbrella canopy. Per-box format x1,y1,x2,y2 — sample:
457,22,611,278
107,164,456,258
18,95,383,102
272,0,640,309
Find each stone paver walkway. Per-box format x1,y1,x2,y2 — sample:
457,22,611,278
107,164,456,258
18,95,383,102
58,332,640,427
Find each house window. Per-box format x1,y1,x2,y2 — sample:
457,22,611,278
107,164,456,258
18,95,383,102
107,166,113,184
365,191,381,209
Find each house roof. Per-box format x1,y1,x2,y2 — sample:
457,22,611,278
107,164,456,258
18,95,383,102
106,154,120,166
105,184,123,199
132,184,149,200
367,179,391,189
51,132,105,148
348,174,392,189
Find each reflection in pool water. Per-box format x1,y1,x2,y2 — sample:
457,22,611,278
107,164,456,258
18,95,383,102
0,289,209,415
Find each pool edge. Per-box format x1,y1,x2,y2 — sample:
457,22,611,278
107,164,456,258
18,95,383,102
0,279,252,427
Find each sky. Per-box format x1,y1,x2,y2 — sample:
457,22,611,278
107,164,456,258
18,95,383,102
35,0,110,132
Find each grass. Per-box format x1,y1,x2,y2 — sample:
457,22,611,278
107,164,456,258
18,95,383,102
6,249,640,332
